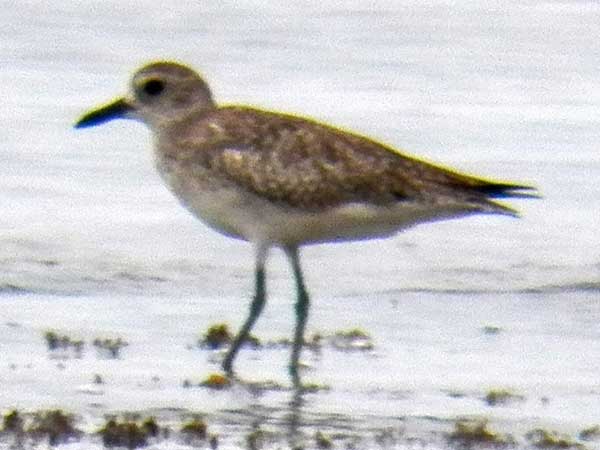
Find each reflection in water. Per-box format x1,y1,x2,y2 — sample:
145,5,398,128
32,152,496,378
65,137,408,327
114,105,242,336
287,387,305,449
230,384,406,449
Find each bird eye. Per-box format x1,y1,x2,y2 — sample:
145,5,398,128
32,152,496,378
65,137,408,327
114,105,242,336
142,79,165,96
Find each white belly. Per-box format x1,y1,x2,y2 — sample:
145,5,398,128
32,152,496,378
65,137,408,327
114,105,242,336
156,156,472,247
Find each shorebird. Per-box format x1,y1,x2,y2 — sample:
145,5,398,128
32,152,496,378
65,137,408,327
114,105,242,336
75,61,535,386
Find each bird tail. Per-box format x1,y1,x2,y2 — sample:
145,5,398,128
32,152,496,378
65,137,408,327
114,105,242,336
471,182,540,200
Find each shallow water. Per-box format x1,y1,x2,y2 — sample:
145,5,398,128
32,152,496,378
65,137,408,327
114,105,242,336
2,2,600,449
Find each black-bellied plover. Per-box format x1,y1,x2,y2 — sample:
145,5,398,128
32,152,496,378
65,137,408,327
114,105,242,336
75,61,536,386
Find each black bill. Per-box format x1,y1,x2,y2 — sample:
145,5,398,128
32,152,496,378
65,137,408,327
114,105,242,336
74,98,132,129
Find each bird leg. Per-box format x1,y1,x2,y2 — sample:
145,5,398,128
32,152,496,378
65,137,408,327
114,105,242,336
222,248,267,375
285,247,310,388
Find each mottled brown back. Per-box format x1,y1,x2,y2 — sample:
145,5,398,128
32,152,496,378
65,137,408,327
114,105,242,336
164,105,531,212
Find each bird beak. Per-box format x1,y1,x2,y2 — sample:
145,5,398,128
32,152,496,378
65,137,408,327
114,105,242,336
74,98,133,129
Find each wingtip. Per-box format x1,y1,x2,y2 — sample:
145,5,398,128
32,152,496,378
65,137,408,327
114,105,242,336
481,183,541,200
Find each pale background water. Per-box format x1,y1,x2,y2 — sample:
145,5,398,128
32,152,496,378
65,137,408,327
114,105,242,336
1,2,600,449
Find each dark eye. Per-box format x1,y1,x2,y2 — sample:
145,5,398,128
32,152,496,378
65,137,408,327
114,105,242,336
142,79,165,96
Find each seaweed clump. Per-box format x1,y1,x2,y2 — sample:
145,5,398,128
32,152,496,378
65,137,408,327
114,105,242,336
579,426,600,442
484,388,525,406
2,410,23,434
200,373,232,390
199,323,260,350
1,409,81,446
330,328,374,351
98,416,160,449
28,409,81,446
44,331,84,358
526,429,585,449
180,417,208,445
448,419,513,447
315,430,333,449
93,337,129,359
1,409,24,446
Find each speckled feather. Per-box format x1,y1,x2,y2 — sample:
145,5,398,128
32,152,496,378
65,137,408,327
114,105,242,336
161,105,529,213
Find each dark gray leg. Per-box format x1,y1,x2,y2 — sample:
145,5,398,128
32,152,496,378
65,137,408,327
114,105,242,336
285,247,310,387
222,246,268,375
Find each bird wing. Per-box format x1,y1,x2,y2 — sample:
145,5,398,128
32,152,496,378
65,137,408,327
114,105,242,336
173,106,535,212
